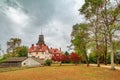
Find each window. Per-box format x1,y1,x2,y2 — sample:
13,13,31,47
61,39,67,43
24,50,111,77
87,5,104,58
36,52,38,55
29,53,31,55
24,63,26,65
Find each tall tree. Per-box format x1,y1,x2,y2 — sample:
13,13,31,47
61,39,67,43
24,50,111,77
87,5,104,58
7,38,21,53
79,0,120,69
5,46,28,57
79,0,105,67
101,0,120,70
71,23,90,66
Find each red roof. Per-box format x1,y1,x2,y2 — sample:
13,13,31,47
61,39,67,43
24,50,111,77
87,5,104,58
28,44,62,55
28,44,48,53
49,48,61,54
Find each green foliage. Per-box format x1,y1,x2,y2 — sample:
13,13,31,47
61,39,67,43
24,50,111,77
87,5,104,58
0,56,7,63
115,52,120,64
89,52,97,63
7,38,21,53
5,46,28,57
71,23,89,54
71,23,89,65
107,52,111,64
79,0,120,68
113,41,120,52
89,51,111,64
45,59,52,66
64,51,69,56
79,0,105,18
15,46,28,57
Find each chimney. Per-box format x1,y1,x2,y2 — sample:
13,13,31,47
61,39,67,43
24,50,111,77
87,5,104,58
60,48,61,51
32,44,34,47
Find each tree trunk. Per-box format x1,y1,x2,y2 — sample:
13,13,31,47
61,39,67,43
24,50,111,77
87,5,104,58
104,51,107,65
111,50,115,70
103,2,108,65
96,36,100,67
60,62,62,66
95,29,100,67
104,37,108,65
97,55,100,67
83,46,89,67
85,53,89,67
96,8,100,67
110,35,115,70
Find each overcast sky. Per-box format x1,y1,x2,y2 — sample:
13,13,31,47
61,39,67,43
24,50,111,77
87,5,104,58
0,0,84,53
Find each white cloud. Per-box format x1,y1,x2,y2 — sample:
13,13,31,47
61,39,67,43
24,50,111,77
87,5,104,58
42,19,71,51
0,0,85,53
0,0,29,26
6,7,29,25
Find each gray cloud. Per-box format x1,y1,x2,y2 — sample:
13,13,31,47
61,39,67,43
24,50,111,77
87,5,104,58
0,0,84,53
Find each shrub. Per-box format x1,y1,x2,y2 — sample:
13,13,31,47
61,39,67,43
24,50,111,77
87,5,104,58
70,52,81,64
0,56,7,64
45,59,52,66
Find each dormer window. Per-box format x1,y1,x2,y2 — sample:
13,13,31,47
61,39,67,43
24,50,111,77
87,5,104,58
36,52,38,55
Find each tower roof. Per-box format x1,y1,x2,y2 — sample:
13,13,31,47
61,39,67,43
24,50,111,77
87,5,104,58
36,34,45,45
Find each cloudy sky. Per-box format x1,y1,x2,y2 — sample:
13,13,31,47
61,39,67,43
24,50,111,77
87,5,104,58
0,0,84,53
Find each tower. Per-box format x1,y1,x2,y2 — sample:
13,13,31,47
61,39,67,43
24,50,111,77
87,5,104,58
37,34,45,45
37,27,45,45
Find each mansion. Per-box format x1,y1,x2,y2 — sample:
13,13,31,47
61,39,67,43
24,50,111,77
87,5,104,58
28,34,62,60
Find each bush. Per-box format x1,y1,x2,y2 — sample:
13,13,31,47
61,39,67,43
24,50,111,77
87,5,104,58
0,56,7,64
89,52,97,63
45,59,52,66
70,52,81,64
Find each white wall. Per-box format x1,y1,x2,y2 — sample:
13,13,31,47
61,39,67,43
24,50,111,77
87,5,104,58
21,58,41,67
28,52,36,57
28,50,52,60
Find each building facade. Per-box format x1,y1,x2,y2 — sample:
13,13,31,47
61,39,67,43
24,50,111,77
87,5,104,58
22,57,43,67
28,34,62,61
0,57,43,67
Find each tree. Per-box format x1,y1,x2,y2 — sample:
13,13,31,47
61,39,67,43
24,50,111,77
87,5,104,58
52,52,62,66
114,51,120,64
97,0,120,69
64,51,70,63
64,51,69,56
15,46,28,57
70,52,81,65
71,23,90,66
79,0,120,70
79,0,106,67
52,52,70,66
5,46,28,57
89,51,97,63
7,38,21,53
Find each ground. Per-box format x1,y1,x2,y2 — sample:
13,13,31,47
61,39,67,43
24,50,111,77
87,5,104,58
0,64,120,80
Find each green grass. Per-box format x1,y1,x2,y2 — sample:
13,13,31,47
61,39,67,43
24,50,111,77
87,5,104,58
0,64,120,80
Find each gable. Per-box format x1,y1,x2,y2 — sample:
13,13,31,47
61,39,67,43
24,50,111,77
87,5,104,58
21,58,41,67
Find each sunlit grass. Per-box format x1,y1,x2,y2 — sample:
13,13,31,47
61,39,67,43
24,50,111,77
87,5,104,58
0,64,120,80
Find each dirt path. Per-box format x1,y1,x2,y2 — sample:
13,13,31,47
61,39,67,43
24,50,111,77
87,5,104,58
90,64,120,70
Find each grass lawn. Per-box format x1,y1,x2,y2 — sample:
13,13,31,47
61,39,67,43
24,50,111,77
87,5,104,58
0,64,120,80
0,67,29,72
